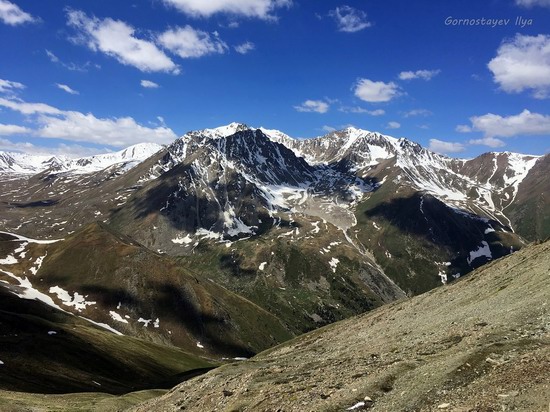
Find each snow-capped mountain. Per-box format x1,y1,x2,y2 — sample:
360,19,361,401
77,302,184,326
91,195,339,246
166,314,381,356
0,152,69,174
0,123,547,296
0,142,163,175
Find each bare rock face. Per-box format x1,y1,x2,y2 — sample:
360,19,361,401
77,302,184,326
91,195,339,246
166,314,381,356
130,239,550,412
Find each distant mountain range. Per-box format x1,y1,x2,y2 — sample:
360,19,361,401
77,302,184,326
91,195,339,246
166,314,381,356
0,123,548,387
0,142,163,175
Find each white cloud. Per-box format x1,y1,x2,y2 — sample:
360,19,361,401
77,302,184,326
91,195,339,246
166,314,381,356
0,0,35,25
488,34,550,99
468,137,506,148
0,97,62,115
387,121,401,129
141,80,160,88
398,69,440,81
0,123,31,135
515,0,550,7
0,78,24,94
0,96,178,147
158,26,228,58
36,112,177,146
0,138,109,158
329,5,371,33
234,41,255,54
456,124,472,133
67,10,180,74
404,109,432,117
162,0,291,19
56,83,79,95
354,78,400,103
462,109,550,138
428,139,465,154
339,106,385,116
321,125,336,133
294,100,329,113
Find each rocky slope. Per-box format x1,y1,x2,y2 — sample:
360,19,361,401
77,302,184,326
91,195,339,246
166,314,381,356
131,239,550,412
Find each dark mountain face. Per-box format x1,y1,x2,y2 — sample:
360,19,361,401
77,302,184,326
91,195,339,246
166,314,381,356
0,123,547,371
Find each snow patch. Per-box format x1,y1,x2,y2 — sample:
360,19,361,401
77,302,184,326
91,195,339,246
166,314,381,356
49,286,96,311
109,311,128,324
0,255,17,265
29,254,46,275
0,231,62,244
467,241,492,265
347,402,366,410
79,316,123,336
329,257,340,273
171,234,194,245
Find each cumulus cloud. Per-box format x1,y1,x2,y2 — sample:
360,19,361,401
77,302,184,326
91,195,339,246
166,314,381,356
162,0,291,19
66,10,180,74
455,124,472,133
234,41,255,54
35,112,177,146
339,106,385,116
0,78,24,94
354,78,400,103
0,97,178,147
56,83,79,95
488,34,550,99
329,5,371,33
457,109,550,148
141,80,160,88
468,109,550,137
428,139,465,154
398,69,440,81
468,137,506,148
294,100,329,113
158,26,228,58
0,97,62,115
386,121,401,129
0,0,35,25
0,123,31,135
515,0,550,7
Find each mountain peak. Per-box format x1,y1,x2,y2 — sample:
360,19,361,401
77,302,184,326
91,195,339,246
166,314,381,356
188,122,251,140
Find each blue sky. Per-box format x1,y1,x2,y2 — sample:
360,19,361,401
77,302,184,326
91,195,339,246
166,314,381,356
0,0,549,158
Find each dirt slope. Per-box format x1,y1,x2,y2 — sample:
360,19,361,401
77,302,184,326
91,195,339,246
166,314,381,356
131,240,550,412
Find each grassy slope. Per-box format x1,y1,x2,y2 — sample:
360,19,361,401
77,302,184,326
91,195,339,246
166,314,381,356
0,389,167,412
0,287,214,395
35,223,292,357
173,222,401,336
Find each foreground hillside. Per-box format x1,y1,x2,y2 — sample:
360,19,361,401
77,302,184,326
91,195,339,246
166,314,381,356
0,287,214,395
132,240,550,412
